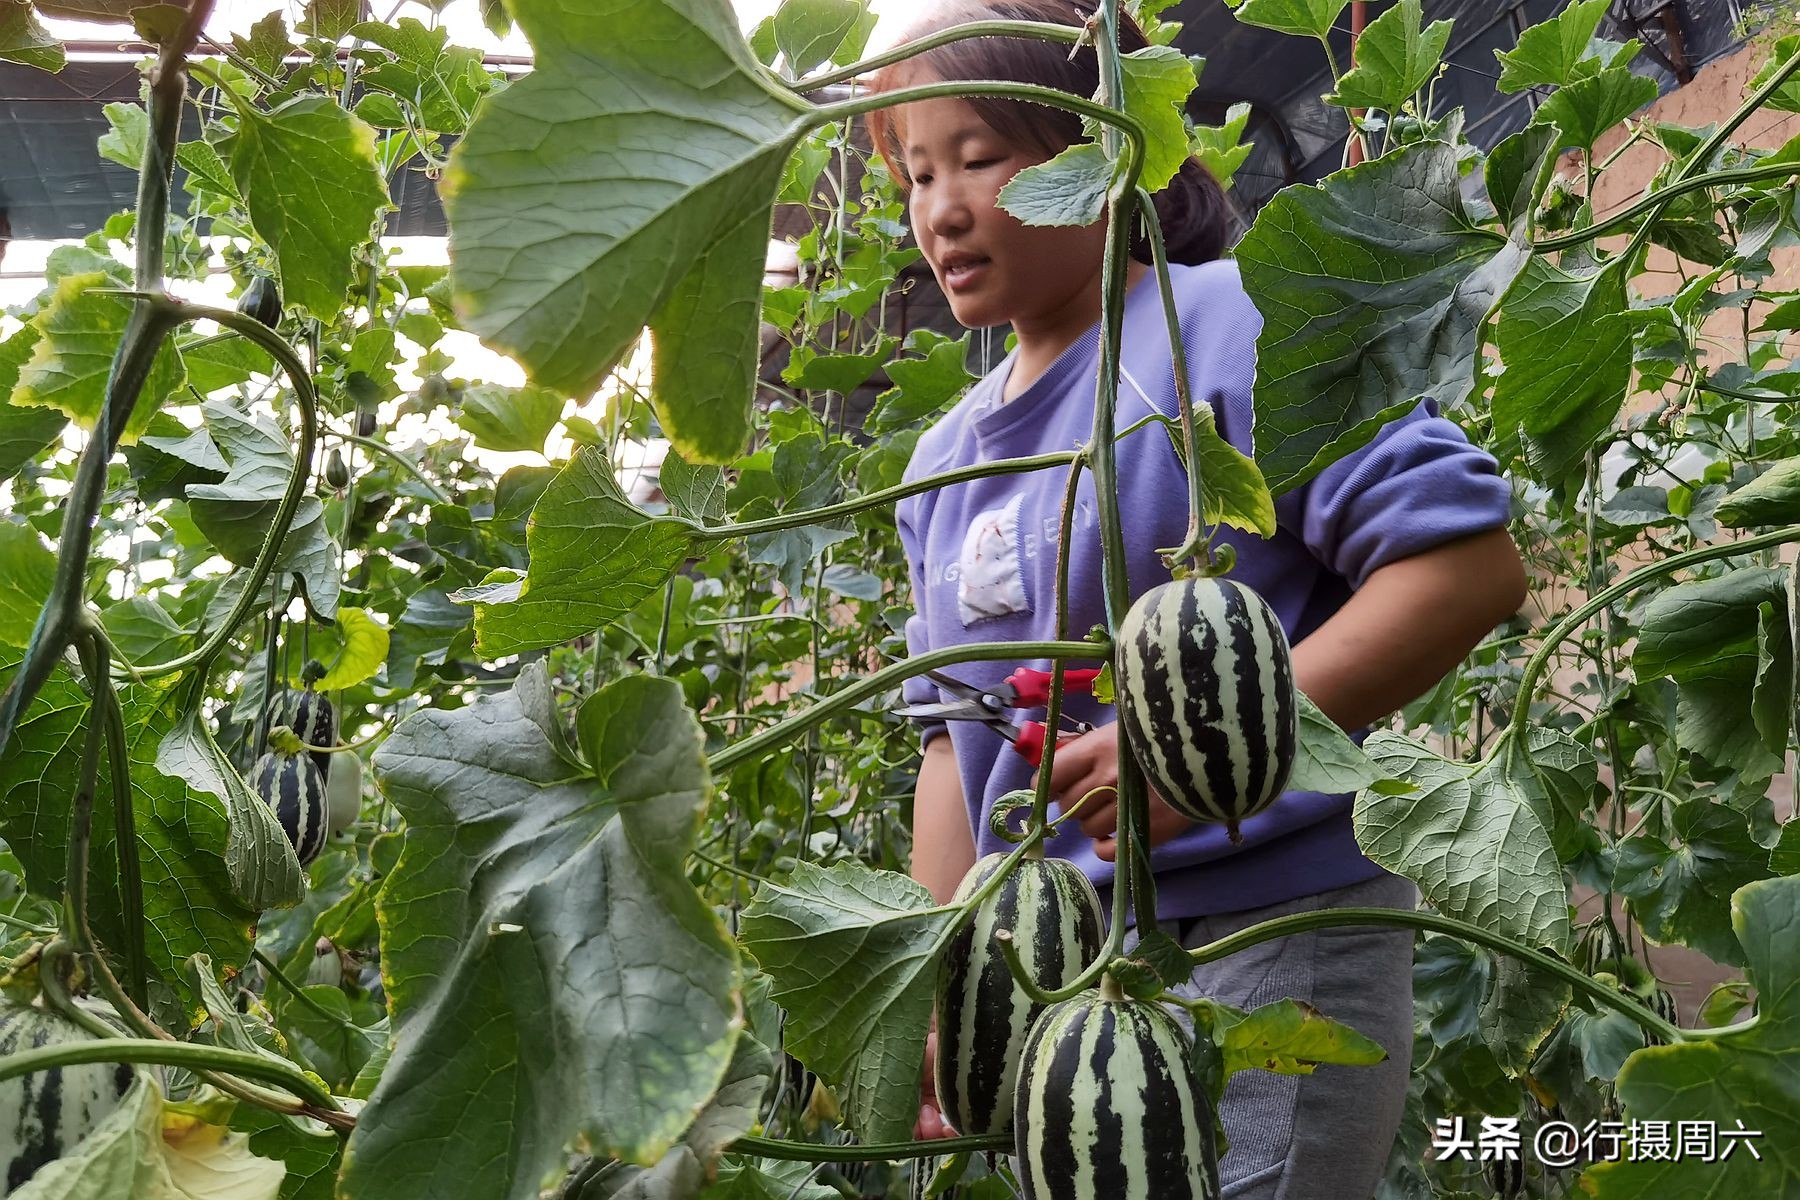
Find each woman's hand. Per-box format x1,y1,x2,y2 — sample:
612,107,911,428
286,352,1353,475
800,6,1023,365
914,1026,959,1140
1046,723,1192,861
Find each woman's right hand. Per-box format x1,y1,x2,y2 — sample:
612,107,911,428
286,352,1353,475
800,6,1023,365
914,1027,960,1140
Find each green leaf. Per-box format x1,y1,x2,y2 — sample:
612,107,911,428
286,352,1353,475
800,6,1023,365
444,0,808,464
1753,599,1794,756
0,326,68,481
343,667,738,1199
1612,800,1772,968
1490,725,1596,859
782,341,894,394
453,382,566,453
0,0,63,71
348,17,492,134
97,102,147,169
0,522,55,647
1189,101,1254,191
155,691,307,912
13,272,187,444
0,662,260,1005
772,0,864,76
869,332,974,433
1237,140,1528,493
1531,66,1659,154
658,451,729,525
100,597,190,666
1112,45,1199,192
461,448,697,657
285,986,385,1089
1200,996,1387,1078
1162,399,1275,537
1583,876,1800,1197
185,401,341,621
232,10,291,78
1484,122,1560,234
1223,0,1349,40
1717,456,1800,527
175,139,241,200
300,0,357,40
997,143,1111,227
705,1159,838,1200
1490,258,1633,484
224,96,391,320
180,335,271,395
238,1105,341,1200
1354,729,1570,955
1495,0,1610,92
1289,691,1391,795
1329,0,1452,114
308,607,390,691
1748,34,1800,114
740,860,959,1143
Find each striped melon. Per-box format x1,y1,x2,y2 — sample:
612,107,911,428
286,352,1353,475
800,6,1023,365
0,1002,136,1195
934,852,1104,1136
253,726,329,866
1114,577,1297,843
289,681,337,784
1015,986,1219,1199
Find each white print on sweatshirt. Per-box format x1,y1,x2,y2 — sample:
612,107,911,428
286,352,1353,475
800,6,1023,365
956,494,1030,625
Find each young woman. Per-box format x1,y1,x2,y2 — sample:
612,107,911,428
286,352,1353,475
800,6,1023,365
873,2,1528,1197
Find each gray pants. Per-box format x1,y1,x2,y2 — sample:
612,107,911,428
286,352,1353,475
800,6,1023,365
1167,872,1419,1200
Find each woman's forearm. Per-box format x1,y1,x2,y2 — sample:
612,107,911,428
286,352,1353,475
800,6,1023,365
1289,528,1527,733
912,735,977,904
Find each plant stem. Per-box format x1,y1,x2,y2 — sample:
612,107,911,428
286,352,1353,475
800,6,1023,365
87,638,148,1007
794,19,1081,92
1136,184,1207,568
130,303,322,680
1087,0,1158,938
707,639,1107,775
730,1131,1011,1163
252,947,358,1032
1508,524,1800,736
814,81,1146,179
0,1037,343,1111
1534,161,1800,252
702,450,1080,540
1029,455,1089,837
1185,906,1683,1044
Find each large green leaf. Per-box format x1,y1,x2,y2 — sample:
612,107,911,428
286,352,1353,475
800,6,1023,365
342,666,738,1200
0,0,63,71
998,144,1110,228
1490,257,1633,484
0,664,260,1004
0,325,68,480
771,0,864,76
1223,0,1348,39
0,522,56,646
154,691,306,913
454,382,566,454
1237,140,1529,493
1531,66,1658,154
444,0,810,464
1160,399,1276,537
347,16,492,134
223,96,391,320
1583,875,1800,1197
1494,0,1612,92
12,272,186,444
1112,45,1200,192
1483,121,1560,236
1612,800,1771,968
740,860,959,1144
463,448,697,657
1717,456,1800,527
185,401,341,622
1353,729,1570,955
1329,0,1453,115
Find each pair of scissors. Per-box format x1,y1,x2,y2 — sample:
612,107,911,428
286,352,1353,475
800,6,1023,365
894,666,1102,766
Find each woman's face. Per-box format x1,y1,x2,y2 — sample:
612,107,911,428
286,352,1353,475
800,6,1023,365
893,93,1111,334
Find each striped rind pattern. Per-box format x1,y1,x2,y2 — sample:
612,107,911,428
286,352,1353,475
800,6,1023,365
291,690,337,782
1015,992,1219,1200
1116,577,1297,839
934,854,1105,1136
254,749,329,866
1,1005,135,1194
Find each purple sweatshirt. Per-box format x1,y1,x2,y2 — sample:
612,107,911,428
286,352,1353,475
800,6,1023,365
895,259,1512,921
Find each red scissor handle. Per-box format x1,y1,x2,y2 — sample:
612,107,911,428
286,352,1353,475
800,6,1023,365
1008,722,1092,767
1005,667,1103,707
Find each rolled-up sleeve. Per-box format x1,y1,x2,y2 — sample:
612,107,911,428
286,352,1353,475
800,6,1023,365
896,497,947,748
1296,401,1514,589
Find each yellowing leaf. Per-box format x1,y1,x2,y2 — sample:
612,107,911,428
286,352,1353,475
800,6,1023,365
313,608,391,692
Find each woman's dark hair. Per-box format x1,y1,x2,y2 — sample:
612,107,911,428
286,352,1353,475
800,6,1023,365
865,0,1234,266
